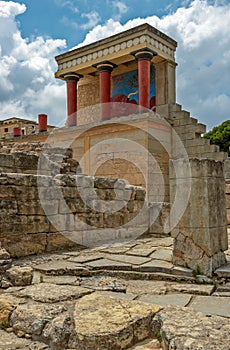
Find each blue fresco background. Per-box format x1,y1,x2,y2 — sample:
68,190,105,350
112,65,156,104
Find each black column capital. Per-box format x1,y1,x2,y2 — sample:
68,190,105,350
60,72,83,82
92,60,117,73
130,47,157,61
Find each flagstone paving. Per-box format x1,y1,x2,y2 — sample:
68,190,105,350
0,233,229,349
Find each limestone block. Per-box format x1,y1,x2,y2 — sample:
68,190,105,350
94,177,126,190
13,152,38,171
27,215,50,233
10,303,66,336
48,213,75,232
0,296,21,326
54,174,77,187
0,154,14,168
59,198,87,214
0,199,17,214
2,233,47,257
103,212,125,227
73,293,161,350
17,200,45,216
0,215,28,235
171,158,228,273
0,186,15,199
61,186,80,199
15,186,39,200
42,312,72,349
173,232,227,276
5,266,33,286
46,232,81,252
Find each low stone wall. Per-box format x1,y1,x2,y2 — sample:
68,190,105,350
0,143,80,175
0,173,146,257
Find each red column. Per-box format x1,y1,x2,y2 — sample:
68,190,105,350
38,114,47,132
93,61,117,120
60,72,83,127
131,48,157,110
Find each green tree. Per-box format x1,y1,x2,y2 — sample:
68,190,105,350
204,120,230,156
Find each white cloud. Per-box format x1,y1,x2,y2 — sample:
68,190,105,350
81,11,101,30
77,0,230,129
0,1,67,125
55,0,78,13
0,0,26,18
112,1,128,20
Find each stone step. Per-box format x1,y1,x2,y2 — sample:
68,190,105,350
215,262,230,277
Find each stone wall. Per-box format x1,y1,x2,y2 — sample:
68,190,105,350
0,173,146,257
227,181,230,226
224,159,230,225
0,142,80,175
171,158,228,276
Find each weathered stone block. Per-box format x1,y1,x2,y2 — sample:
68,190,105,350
171,158,228,275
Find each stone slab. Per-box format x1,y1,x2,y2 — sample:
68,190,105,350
80,276,126,292
138,260,173,274
156,305,230,350
67,253,103,263
33,260,88,275
216,283,230,292
150,248,172,262
189,296,230,318
104,254,151,265
166,283,215,296
14,283,92,303
215,262,230,277
138,293,192,307
86,258,132,270
212,292,230,297
171,265,194,277
42,275,81,285
127,280,168,295
126,247,156,257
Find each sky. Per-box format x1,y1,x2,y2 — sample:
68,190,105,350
0,0,230,130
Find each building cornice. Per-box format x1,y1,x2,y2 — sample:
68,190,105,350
55,23,177,79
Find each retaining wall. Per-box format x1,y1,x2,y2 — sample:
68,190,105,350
0,173,146,257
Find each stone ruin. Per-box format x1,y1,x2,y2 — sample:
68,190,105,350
0,23,230,350
0,23,229,278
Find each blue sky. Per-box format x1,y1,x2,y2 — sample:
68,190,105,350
0,0,230,129
14,0,183,49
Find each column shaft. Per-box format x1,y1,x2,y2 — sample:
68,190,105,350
67,80,77,127
60,72,83,127
131,48,157,111
92,61,117,120
138,59,151,109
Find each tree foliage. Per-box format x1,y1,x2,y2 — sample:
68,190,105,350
204,120,230,156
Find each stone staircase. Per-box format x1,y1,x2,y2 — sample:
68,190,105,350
170,104,227,161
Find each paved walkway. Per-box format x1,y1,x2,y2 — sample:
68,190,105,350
0,231,229,349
